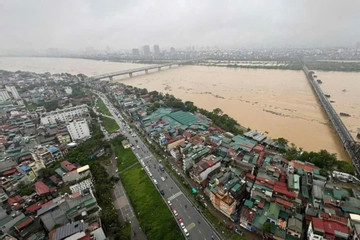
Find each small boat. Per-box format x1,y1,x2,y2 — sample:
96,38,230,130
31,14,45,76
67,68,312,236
317,79,322,84
330,100,335,103
357,129,360,139
339,112,351,117
325,94,331,98
342,89,346,92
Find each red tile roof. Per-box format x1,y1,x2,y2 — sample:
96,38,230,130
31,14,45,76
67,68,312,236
241,207,256,223
26,202,42,214
2,167,17,176
291,160,319,172
273,185,297,199
35,181,56,195
323,220,349,236
312,217,350,236
167,136,184,145
246,173,255,180
320,212,348,225
61,160,77,172
183,131,192,138
8,195,24,205
312,217,325,232
15,217,34,231
275,197,292,209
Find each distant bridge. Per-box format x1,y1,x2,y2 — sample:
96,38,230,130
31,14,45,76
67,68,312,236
302,64,360,174
88,60,195,81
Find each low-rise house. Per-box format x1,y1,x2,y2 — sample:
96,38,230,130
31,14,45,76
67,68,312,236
190,155,221,184
287,216,302,239
62,165,92,184
35,181,57,197
307,217,349,240
32,147,54,167
37,189,100,231
61,160,77,172
48,146,63,162
48,220,88,240
56,132,71,144
266,202,281,225
0,206,25,235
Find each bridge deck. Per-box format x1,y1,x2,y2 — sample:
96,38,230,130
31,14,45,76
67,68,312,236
89,60,190,80
303,65,360,174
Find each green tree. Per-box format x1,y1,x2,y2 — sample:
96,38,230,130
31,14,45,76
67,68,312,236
38,168,55,179
17,182,35,196
262,222,272,234
336,161,355,174
212,108,223,115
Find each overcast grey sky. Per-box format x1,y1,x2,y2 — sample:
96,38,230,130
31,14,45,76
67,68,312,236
1,0,360,53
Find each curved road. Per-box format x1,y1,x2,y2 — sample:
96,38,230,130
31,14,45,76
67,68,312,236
95,91,221,240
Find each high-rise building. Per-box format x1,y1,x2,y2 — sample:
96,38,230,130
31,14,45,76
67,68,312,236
142,45,151,56
356,41,360,49
40,104,89,124
5,85,21,100
0,89,10,102
153,45,160,55
66,118,91,141
132,48,140,56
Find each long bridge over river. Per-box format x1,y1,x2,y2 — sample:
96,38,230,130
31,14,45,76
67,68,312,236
88,60,195,81
303,64,360,174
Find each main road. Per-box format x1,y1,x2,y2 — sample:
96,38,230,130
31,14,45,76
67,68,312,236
94,91,221,240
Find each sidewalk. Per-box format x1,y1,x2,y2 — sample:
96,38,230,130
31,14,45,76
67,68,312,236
104,145,147,240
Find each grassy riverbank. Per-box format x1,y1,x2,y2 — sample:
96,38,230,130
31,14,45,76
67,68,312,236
120,164,183,240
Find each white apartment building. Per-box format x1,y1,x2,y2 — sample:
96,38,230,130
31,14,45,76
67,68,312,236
67,118,91,141
5,85,21,100
40,104,88,124
0,89,10,102
64,86,73,95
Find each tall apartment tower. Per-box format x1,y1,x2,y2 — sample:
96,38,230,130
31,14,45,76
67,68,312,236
0,89,10,102
5,85,21,100
153,45,160,55
142,45,151,56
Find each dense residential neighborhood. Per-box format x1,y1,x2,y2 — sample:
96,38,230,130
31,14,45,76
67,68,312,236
0,68,360,240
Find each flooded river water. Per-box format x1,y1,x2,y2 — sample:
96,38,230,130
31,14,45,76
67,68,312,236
1,57,359,161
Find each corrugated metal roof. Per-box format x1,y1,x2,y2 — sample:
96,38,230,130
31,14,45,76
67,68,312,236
53,221,89,240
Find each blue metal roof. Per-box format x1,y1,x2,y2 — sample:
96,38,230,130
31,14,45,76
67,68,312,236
48,146,59,153
20,165,31,172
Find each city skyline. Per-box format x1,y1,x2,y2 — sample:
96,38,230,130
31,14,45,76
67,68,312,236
1,0,360,55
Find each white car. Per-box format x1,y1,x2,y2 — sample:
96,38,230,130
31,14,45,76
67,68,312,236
183,228,189,237
173,210,178,216
153,179,158,185
180,222,185,229
167,200,172,206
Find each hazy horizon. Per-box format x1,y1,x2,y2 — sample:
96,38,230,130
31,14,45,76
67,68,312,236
1,0,360,55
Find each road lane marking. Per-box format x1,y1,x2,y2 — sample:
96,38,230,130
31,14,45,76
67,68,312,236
167,191,183,201
186,222,195,231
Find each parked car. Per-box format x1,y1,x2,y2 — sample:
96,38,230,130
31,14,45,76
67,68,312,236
235,226,243,236
183,228,190,237
180,222,185,229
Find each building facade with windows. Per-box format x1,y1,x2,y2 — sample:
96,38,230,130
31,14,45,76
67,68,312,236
40,104,88,124
66,118,91,141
